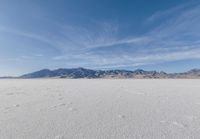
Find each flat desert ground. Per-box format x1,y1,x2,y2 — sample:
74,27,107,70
0,79,200,139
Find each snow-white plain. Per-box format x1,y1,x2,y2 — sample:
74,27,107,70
0,79,200,139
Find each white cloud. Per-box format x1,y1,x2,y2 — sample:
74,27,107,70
52,3,200,68
0,25,56,46
2,2,200,69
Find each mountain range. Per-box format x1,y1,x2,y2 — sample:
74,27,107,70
17,68,200,79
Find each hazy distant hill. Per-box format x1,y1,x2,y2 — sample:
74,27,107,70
19,68,200,79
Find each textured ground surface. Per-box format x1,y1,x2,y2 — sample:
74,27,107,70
0,79,200,139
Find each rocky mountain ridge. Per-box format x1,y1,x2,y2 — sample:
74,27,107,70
19,68,200,79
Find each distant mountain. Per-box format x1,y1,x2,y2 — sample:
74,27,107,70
0,76,17,79
170,69,200,78
19,67,200,79
21,68,99,78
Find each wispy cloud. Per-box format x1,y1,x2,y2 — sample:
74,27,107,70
2,2,200,69
147,3,188,23
0,25,56,47
52,3,200,68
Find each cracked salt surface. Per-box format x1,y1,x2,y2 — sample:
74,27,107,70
0,79,200,139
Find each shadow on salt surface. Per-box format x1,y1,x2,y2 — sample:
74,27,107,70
4,104,20,109
50,103,66,109
117,114,126,119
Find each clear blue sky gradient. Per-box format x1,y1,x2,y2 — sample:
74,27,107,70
0,0,200,76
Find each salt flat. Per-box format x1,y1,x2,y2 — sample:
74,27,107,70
0,79,200,139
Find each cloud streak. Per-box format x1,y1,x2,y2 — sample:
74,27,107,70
1,2,200,70
51,3,200,69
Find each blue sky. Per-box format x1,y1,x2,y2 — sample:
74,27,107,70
0,0,200,76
